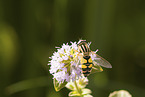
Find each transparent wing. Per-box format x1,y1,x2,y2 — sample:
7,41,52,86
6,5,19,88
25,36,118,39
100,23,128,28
93,54,112,68
90,65,103,74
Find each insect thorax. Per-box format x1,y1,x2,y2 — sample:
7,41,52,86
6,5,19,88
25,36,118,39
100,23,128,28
83,56,90,60
78,42,90,54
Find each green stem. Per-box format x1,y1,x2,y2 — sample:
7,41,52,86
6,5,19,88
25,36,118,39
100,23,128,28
74,80,83,97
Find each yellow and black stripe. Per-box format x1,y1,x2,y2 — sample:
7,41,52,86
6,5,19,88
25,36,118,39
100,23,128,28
81,56,93,77
78,40,93,77
78,40,112,77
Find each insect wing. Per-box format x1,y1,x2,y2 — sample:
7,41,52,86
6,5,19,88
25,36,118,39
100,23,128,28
90,66,103,74
93,54,112,68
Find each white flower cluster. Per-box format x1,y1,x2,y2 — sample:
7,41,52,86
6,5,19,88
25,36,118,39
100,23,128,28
48,42,82,83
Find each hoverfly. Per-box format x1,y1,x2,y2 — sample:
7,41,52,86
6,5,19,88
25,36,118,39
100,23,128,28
77,40,112,77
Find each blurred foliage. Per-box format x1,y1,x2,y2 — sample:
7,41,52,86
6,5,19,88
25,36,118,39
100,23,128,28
0,0,145,97
109,90,132,97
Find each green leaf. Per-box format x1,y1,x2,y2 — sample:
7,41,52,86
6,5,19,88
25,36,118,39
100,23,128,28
68,90,80,96
81,88,92,95
78,78,88,89
53,78,67,92
65,82,75,90
68,89,92,97
83,94,93,97
109,90,132,97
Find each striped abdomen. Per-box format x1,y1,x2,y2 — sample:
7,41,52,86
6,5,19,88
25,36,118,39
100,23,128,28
81,56,93,77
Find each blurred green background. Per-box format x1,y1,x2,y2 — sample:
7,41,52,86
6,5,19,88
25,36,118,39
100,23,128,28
0,0,145,97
